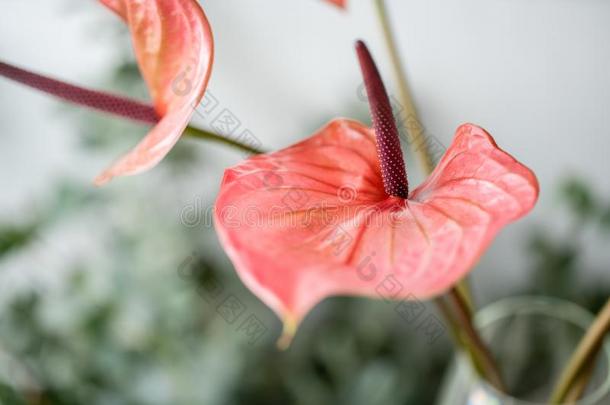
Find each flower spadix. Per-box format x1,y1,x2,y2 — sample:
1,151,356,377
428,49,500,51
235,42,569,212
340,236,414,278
214,41,538,346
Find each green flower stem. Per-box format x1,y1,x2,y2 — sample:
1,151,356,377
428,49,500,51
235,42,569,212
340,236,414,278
434,297,485,378
455,278,475,318
435,293,505,392
373,0,475,317
372,0,487,380
435,297,488,376
446,288,506,393
550,298,610,404
0,60,265,156
373,0,434,174
563,360,595,403
183,125,265,155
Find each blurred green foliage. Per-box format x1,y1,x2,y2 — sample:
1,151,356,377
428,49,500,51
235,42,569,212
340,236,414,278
527,177,610,312
0,223,38,258
0,180,452,404
1,165,609,405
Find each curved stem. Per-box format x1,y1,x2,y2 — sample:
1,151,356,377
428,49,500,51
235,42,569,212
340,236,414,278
373,0,476,314
550,298,610,404
563,360,595,403
455,278,475,319
436,296,490,382
0,59,264,156
447,288,506,392
183,125,265,155
373,0,434,174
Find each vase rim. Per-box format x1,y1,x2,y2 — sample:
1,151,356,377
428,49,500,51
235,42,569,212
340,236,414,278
471,295,610,405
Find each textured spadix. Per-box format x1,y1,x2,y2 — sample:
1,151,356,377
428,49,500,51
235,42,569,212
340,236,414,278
356,40,408,198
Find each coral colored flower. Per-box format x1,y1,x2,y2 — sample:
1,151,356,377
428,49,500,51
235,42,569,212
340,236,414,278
325,0,346,8
94,0,214,185
214,42,538,342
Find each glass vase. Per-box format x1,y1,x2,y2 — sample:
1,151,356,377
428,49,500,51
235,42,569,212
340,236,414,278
437,296,610,404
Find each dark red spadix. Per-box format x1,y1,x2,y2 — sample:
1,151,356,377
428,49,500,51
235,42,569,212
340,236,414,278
355,40,409,198
0,61,159,124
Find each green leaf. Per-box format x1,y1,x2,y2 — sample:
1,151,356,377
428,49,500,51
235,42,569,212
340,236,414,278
0,382,26,405
559,178,598,220
0,223,38,258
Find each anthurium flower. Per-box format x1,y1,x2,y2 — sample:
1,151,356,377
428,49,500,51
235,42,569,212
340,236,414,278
325,0,346,8
214,41,538,343
94,0,214,185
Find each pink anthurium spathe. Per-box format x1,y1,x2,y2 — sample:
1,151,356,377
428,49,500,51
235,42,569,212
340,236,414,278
94,0,214,185
214,41,538,344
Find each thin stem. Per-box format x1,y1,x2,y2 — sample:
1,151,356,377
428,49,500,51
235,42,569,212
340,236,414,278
550,298,610,404
436,295,498,390
455,277,475,319
447,288,507,392
0,59,263,156
563,360,595,403
373,0,434,174
435,296,463,345
373,0,476,313
183,125,264,155
353,35,488,385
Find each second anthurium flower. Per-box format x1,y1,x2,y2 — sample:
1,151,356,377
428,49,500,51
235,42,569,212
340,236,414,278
94,0,214,185
214,41,539,344
97,0,338,185
325,0,346,8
